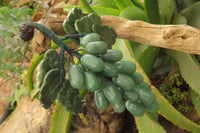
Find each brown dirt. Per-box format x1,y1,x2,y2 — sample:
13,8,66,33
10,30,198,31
70,92,136,133
0,78,15,118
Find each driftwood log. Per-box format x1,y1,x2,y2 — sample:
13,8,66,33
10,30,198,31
101,16,200,55
31,16,200,55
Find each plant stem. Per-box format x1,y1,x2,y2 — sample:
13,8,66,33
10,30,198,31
27,22,72,51
25,22,86,89
25,22,83,58
60,33,86,41
59,43,65,88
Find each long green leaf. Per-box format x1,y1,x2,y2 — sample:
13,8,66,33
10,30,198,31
119,6,148,21
158,0,175,24
176,0,196,11
180,1,200,29
132,43,160,75
190,89,200,117
50,102,72,133
63,5,120,16
27,53,44,91
80,0,96,13
131,0,144,10
144,0,160,24
113,39,200,132
96,0,118,9
166,50,200,95
114,0,135,9
135,114,166,133
171,13,187,24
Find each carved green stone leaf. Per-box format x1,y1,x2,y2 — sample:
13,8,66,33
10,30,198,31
58,80,83,114
74,13,101,33
39,69,60,109
63,7,84,34
63,7,84,44
92,24,117,48
36,59,51,89
36,49,59,89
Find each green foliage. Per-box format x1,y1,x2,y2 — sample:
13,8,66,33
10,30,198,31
39,69,61,109
180,1,200,28
144,0,160,24
119,6,148,21
115,39,200,133
96,0,118,9
58,80,83,114
114,0,135,9
64,5,120,16
0,6,30,37
64,8,117,48
3,71,29,110
36,49,59,89
63,7,84,34
159,73,191,112
135,114,165,133
50,103,72,133
63,7,84,44
175,0,196,11
158,0,175,24
0,5,31,79
92,24,117,47
190,90,200,117
75,13,101,33
35,49,83,112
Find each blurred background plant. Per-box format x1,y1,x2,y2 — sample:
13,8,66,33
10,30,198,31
0,0,50,79
0,1,31,79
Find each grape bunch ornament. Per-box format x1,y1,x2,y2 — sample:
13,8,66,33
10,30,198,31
20,7,159,117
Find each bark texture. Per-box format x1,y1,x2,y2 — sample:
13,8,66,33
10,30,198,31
101,16,200,55
31,16,200,55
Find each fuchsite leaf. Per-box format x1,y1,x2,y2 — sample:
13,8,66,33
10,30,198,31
63,7,84,34
39,69,60,109
63,7,84,44
58,80,83,114
92,24,117,48
36,49,59,89
36,59,51,89
75,13,101,33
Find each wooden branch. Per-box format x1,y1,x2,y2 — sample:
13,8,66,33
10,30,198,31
101,16,200,55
